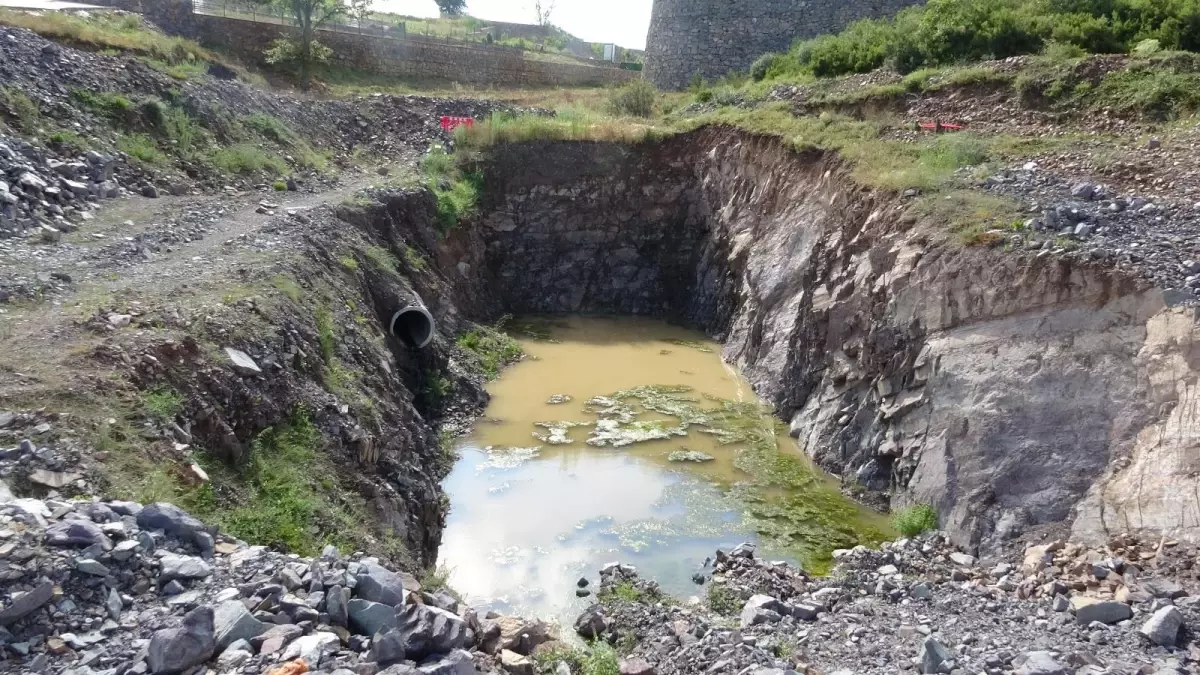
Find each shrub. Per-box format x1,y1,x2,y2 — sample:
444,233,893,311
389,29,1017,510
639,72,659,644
456,324,522,379
273,180,288,191
892,503,938,536
1,87,39,132
607,78,657,117
209,143,288,175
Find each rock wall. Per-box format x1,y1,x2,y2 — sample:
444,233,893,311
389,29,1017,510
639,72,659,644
644,0,925,90
449,127,1200,554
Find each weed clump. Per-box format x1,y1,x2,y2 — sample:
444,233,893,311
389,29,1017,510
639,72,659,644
607,79,658,117
456,322,522,379
0,87,39,132
892,503,938,536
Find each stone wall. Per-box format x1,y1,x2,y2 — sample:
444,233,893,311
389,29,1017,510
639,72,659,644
117,0,633,87
644,0,926,90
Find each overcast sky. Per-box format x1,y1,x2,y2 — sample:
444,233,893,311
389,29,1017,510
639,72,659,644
370,0,654,49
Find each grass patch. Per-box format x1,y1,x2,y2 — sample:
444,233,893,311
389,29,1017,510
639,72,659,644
316,305,336,363
71,89,135,121
117,133,166,165
1,86,39,132
0,10,227,70
141,387,184,421
707,583,740,614
893,503,938,536
456,322,522,379
338,255,360,272
143,57,208,81
420,146,480,234
402,246,428,271
209,143,287,176
600,580,647,603
455,111,652,149
272,275,303,302
363,245,399,275
47,129,91,153
911,190,1024,246
607,79,658,117
273,180,288,191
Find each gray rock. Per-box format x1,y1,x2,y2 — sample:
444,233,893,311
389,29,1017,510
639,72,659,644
396,603,469,660
349,598,398,636
740,594,785,628
1140,606,1184,646
213,600,267,651
1075,601,1132,625
160,554,212,582
75,559,110,576
225,347,262,375
142,185,158,198
372,628,409,665
918,637,954,674
1052,595,1069,612
280,631,340,667
1141,578,1186,599
948,552,976,566
418,649,477,675
105,587,123,620
1071,183,1096,200
147,606,215,674
910,583,933,600
137,503,206,542
575,606,607,639
1017,652,1066,675
791,602,820,621
250,623,304,651
327,584,349,627
355,562,407,606
45,519,113,549
0,580,54,625
108,500,143,517
619,657,655,675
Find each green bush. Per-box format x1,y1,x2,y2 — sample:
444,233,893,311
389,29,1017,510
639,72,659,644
751,0,1200,82
209,143,287,175
607,78,658,117
1,86,39,132
892,503,938,536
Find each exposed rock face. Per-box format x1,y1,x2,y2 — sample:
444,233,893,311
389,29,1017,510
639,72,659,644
455,128,1200,551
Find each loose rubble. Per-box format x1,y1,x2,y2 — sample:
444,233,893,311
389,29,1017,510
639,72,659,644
0,492,563,675
577,535,1198,675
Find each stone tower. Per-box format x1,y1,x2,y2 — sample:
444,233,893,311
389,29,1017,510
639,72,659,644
644,0,927,90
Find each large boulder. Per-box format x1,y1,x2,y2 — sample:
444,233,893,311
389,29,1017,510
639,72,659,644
213,600,267,651
355,563,407,606
372,628,409,666
160,554,212,582
574,606,608,640
397,603,469,660
1074,600,1132,625
1016,651,1066,675
348,598,398,637
0,580,54,625
44,519,113,549
493,616,553,655
147,606,216,674
918,637,954,674
740,595,784,628
327,584,350,627
418,649,477,675
1140,606,1184,646
281,632,341,667
137,503,206,541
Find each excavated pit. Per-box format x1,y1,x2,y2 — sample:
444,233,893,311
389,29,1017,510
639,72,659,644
427,126,1200,554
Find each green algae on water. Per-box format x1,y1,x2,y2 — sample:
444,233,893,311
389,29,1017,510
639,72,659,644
581,384,891,572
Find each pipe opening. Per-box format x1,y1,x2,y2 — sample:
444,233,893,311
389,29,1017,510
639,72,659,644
390,306,435,350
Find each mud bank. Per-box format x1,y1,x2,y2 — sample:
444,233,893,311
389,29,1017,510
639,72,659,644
422,126,1200,554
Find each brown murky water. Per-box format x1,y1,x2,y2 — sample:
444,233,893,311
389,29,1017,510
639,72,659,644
437,316,887,627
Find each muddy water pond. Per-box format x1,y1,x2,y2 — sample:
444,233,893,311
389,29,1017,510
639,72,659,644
437,317,890,626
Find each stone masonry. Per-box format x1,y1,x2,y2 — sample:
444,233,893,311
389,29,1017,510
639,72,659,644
644,0,927,90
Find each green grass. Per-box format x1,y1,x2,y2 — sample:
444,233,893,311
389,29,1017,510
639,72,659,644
1,86,39,132
143,57,208,81
0,9,230,71
402,245,428,271
420,146,481,233
363,245,400,275
117,133,166,165
71,89,134,121
338,255,360,272
273,180,289,191
142,387,184,421
707,583,740,614
316,306,336,363
607,79,658,117
47,129,91,153
456,323,522,379
209,143,288,176
892,503,938,537
601,580,647,603
272,274,303,302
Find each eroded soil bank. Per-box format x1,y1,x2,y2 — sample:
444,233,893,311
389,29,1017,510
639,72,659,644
441,126,1200,555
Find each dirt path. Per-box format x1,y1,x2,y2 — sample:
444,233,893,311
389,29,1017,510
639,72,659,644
0,164,396,405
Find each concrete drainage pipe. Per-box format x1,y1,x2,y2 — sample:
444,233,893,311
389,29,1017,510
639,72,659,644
390,305,435,350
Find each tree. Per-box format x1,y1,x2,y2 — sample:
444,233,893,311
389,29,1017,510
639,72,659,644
534,0,554,26
436,0,467,17
265,0,347,88
349,0,371,33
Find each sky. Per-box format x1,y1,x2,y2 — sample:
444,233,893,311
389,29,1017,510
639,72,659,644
369,0,654,50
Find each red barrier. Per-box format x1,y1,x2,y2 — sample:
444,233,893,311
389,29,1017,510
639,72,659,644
440,116,476,132
918,120,965,132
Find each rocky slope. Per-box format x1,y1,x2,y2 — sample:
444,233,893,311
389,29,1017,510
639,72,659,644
573,534,1199,675
0,495,561,675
